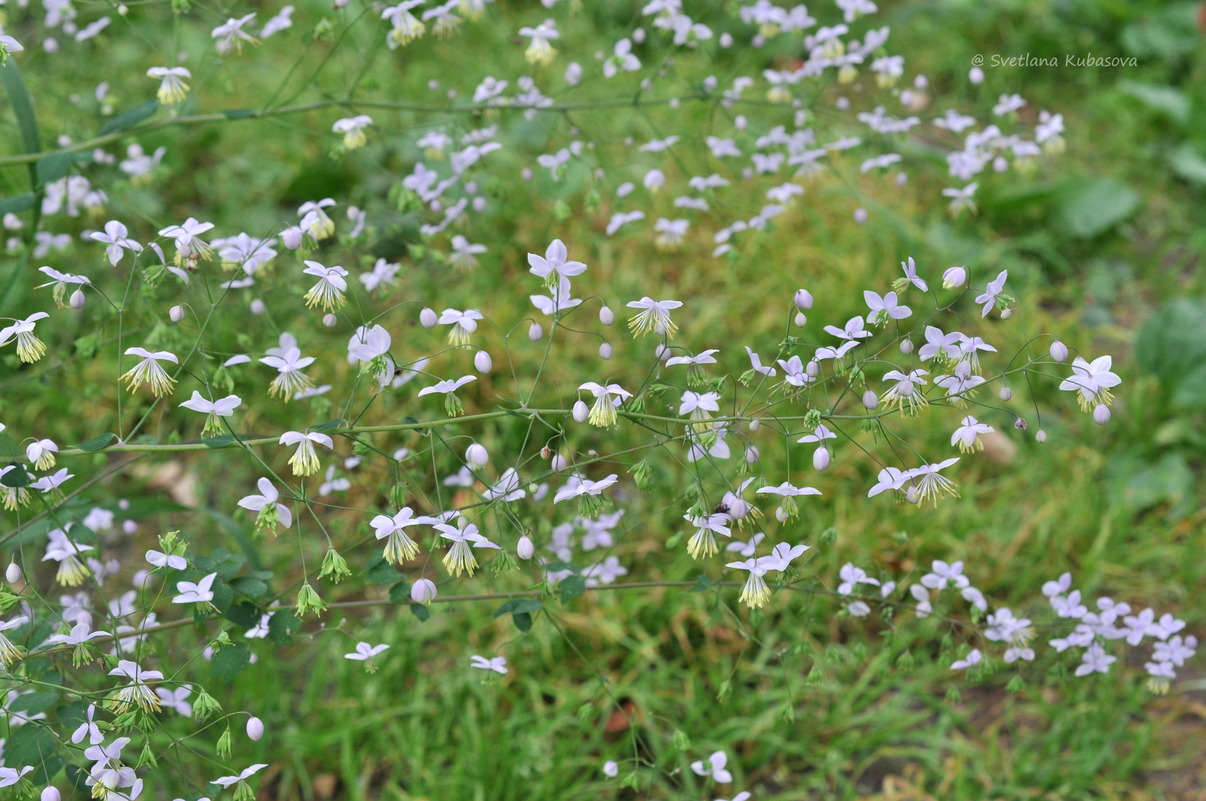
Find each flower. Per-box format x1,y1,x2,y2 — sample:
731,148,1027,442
0,312,49,363
920,560,970,591
109,660,165,713
381,1,426,48
418,375,477,416
950,416,993,452
437,521,500,576
910,457,960,506
173,573,217,605
1058,355,1121,412
411,578,438,605
147,66,191,104
345,642,389,661
333,115,372,150
0,34,24,63
158,217,215,264
91,221,142,266
43,527,94,586
26,438,58,470
942,265,967,288
146,549,187,570
690,751,733,784
603,38,641,77
450,235,487,271
519,20,559,65
951,648,982,670
726,558,775,608
684,513,731,559
626,297,683,337
438,308,484,346
120,347,178,396
371,506,433,564
155,685,193,717
470,654,508,674
527,238,586,286
896,256,928,292
36,266,90,307
279,431,334,476
212,13,260,54
211,764,269,789
975,269,1008,318
553,474,619,503
0,615,28,666
179,392,242,436
260,347,316,400
577,382,632,428
299,198,337,240
302,261,349,311
878,369,929,415
238,477,293,534
864,290,911,325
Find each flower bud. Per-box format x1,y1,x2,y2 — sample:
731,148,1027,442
942,266,967,289
1049,340,1068,362
599,343,613,360
516,535,534,560
748,418,760,432
465,443,488,467
282,225,304,250
599,306,615,325
1093,404,1111,425
420,307,437,328
805,360,819,378
323,314,337,327
794,312,807,327
42,788,61,801
969,66,984,84
794,288,813,310
573,400,589,423
745,445,760,464
550,453,568,472
853,208,868,224
529,322,543,341
169,305,184,322
899,338,914,355
474,350,493,373
1000,308,1013,320
1035,429,1047,443
813,447,830,471
69,289,86,308
5,562,21,584
250,299,265,315
999,387,1012,401
246,716,264,741
862,390,879,410
1014,417,1028,430
411,578,437,605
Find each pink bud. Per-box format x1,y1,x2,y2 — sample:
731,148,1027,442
420,308,437,328
942,266,967,289
474,350,493,373
969,66,984,84
42,787,61,801
899,339,914,355
745,445,760,464
599,306,615,325
573,400,589,423
999,387,1012,401
529,322,543,341
249,299,266,315
465,443,488,467
517,535,534,561
411,578,437,605
246,716,264,741
794,289,813,310
5,562,21,584
69,289,86,308
598,343,613,360
806,360,819,378
550,453,568,472
862,390,879,410
813,447,830,471
794,312,807,327
322,314,337,327
282,225,304,250
1093,404,1111,425
1049,341,1068,362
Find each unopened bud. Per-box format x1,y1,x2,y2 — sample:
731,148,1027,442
599,343,612,360
282,225,304,250
1014,417,1027,430
1049,341,1068,362
169,305,184,322
806,360,819,378
899,338,913,355
5,562,21,584
748,418,760,432
420,307,437,328
550,453,568,472
572,400,589,423
1093,404,1111,425
862,390,879,410
69,289,86,308
42,788,61,801
745,445,760,464
411,578,437,605
465,443,488,467
942,266,967,289
1000,308,1013,320
323,313,337,327
1035,429,1047,443
599,306,615,325
250,299,266,315
794,289,813,310
516,535,534,560
999,387,1012,401
794,312,807,327
474,350,493,373
246,716,264,741
813,447,830,471
529,322,543,341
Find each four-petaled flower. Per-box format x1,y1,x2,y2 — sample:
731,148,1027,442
0,312,50,363
238,477,293,534
179,391,242,436
578,382,632,428
626,297,683,337
173,572,217,605
345,642,389,661
470,654,508,674
1058,355,1120,412
279,431,334,476
121,347,179,396
147,66,191,105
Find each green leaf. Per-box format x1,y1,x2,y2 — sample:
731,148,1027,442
211,643,250,681
409,603,430,622
1,463,31,488
1117,82,1189,127
543,561,581,573
222,600,261,628
512,612,533,632
309,417,345,432
268,610,300,644
223,108,256,120
35,151,80,187
98,99,160,135
230,576,270,600
0,192,36,215
388,580,413,604
4,724,56,766
1,60,41,155
1054,177,1141,238
1134,297,1206,409
401,416,420,426
493,598,542,618
688,574,716,593
365,558,399,586
0,432,21,459
203,434,237,448
1169,144,1206,187
558,575,586,605
8,691,58,716
73,433,117,452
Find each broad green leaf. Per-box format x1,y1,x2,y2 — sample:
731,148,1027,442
98,99,160,135
73,433,117,452
309,417,345,432
1,463,31,488
35,151,79,187
493,598,542,617
512,612,533,632
7,691,58,716
0,192,36,215
389,580,413,604
230,576,270,600
4,724,56,766
1134,297,1206,409
203,434,237,448
410,603,430,622
211,643,250,681
558,575,586,604
0,432,22,459
222,600,261,628
1117,82,1189,127
1169,144,1206,187
268,610,300,644
1054,177,1141,238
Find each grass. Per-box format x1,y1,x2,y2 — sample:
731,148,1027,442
1,0,1203,799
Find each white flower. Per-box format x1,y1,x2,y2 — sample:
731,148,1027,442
626,297,683,337
120,347,178,396
279,431,334,476
345,642,389,661
179,392,242,436
173,573,217,604
302,261,349,311
372,507,433,564
577,382,632,428
238,477,293,533
689,751,732,784
91,220,142,266
212,13,260,54
147,67,190,105
260,347,316,400
211,763,269,789
470,654,508,674
527,238,586,283
333,115,373,150
519,20,559,65
438,308,484,346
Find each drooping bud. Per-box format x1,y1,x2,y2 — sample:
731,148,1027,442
246,716,264,741
805,360,819,378
6,562,22,584
474,350,493,373
323,314,337,327
516,535,534,560
70,289,86,308
862,390,879,410
899,339,914,355
599,343,613,360
420,308,437,328
794,312,807,327
41,788,61,801
748,418,760,432
999,387,1012,401
599,306,615,325
572,400,589,423
1093,404,1111,425
169,305,184,322
411,578,437,605
794,288,813,310
282,225,304,250
942,266,967,289
1049,341,1068,362
1035,430,1047,443
813,447,830,471
745,445,760,464
465,443,488,467
550,453,568,472
529,322,543,341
